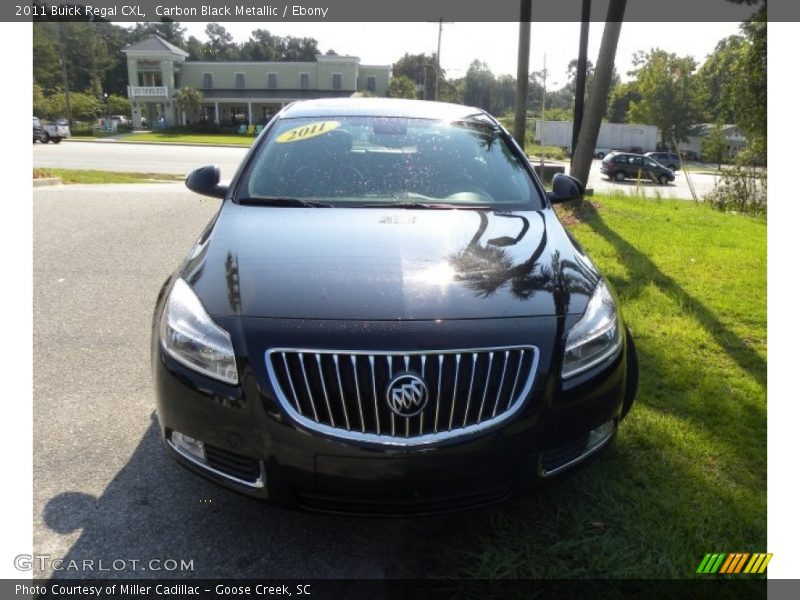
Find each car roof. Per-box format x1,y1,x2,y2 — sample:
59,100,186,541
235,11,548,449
279,98,488,121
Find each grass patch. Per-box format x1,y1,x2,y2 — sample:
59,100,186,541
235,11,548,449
116,131,253,146
417,194,766,578
33,168,183,184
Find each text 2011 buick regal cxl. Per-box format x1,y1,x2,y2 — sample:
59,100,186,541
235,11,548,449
152,98,638,514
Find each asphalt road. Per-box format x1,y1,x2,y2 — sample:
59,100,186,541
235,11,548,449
34,140,248,180
35,140,721,200
33,182,434,580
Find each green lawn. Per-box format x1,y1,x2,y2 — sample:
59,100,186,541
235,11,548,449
418,194,766,578
33,168,184,184
114,131,253,146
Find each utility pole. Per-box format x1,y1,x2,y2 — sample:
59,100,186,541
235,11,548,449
513,0,532,149
540,54,547,172
429,18,453,101
56,22,73,127
572,0,591,164
435,18,443,101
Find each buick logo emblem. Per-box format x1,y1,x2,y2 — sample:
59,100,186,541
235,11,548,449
385,373,428,417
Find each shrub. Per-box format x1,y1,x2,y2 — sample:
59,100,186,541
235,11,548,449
705,163,766,216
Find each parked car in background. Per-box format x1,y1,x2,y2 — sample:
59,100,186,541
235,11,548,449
33,117,70,143
601,152,675,185
152,98,639,513
594,147,612,159
33,117,47,143
645,152,680,171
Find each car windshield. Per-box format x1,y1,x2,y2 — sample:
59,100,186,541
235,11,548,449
237,116,543,208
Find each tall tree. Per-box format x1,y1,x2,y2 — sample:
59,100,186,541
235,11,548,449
728,7,766,157
129,21,187,48
392,53,443,101
627,49,701,145
282,36,319,61
606,81,641,123
203,23,236,61
464,60,495,111
571,0,628,189
241,29,284,61
387,76,417,99
694,35,745,123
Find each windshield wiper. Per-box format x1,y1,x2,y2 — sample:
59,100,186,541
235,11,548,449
236,197,334,208
357,201,493,210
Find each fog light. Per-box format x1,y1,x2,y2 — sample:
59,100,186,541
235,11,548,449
171,431,206,462
586,420,615,452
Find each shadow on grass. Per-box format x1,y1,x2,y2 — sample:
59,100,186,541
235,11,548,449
576,201,765,387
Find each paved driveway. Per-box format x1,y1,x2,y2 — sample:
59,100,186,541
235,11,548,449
33,183,426,579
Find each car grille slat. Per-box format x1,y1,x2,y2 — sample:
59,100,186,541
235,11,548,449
267,346,538,445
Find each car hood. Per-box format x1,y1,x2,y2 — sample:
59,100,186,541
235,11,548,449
182,203,599,321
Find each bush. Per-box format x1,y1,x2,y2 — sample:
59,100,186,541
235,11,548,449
705,163,766,216
71,123,96,136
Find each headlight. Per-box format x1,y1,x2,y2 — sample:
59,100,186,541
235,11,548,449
562,279,622,379
159,278,239,385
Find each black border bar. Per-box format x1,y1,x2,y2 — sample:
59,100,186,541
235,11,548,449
2,0,782,23
2,578,777,600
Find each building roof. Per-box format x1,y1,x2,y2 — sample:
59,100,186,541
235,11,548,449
122,35,189,58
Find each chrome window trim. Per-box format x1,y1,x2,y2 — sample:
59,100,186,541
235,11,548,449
265,345,539,447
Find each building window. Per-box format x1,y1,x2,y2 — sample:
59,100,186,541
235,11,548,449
300,73,310,90
267,73,278,89
366,76,376,92
203,73,213,89
235,72,245,89
332,73,342,90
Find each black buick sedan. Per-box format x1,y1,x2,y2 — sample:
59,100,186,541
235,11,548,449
152,98,638,514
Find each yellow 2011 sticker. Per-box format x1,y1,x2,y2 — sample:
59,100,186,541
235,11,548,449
276,121,340,143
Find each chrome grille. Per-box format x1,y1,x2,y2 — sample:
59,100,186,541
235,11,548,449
266,346,539,445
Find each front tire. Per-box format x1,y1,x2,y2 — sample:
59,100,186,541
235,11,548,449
614,171,626,182
658,174,668,185
621,328,638,420
43,133,51,144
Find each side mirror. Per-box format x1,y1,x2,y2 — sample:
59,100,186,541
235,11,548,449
547,173,584,204
186,165,228,199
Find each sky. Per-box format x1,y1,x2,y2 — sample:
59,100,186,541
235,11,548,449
179,22,743,84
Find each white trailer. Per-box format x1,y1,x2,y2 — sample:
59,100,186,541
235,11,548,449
534,120,658,157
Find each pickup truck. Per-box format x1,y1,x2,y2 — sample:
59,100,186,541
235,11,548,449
33,117,70,144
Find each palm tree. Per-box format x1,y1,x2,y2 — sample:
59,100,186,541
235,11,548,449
571,0,628,190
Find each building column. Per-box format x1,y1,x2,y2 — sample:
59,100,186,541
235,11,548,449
248,101,253,126
214,102,220,125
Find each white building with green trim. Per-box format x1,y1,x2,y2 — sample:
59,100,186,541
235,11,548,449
122,35,390,129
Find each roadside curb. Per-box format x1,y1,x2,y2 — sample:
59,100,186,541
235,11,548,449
33,177,63,187
65,138,252,149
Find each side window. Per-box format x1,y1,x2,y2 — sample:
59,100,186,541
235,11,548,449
235,73,245,89
300,73,310,90
332,73,342,90
203,73,213,89
367,76,376,92
267,73,278,89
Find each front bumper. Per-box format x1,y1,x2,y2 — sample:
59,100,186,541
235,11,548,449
153,316,629,515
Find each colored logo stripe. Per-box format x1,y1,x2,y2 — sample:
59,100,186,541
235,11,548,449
697,553,726,574
744,553,773,574
697,553,772,574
